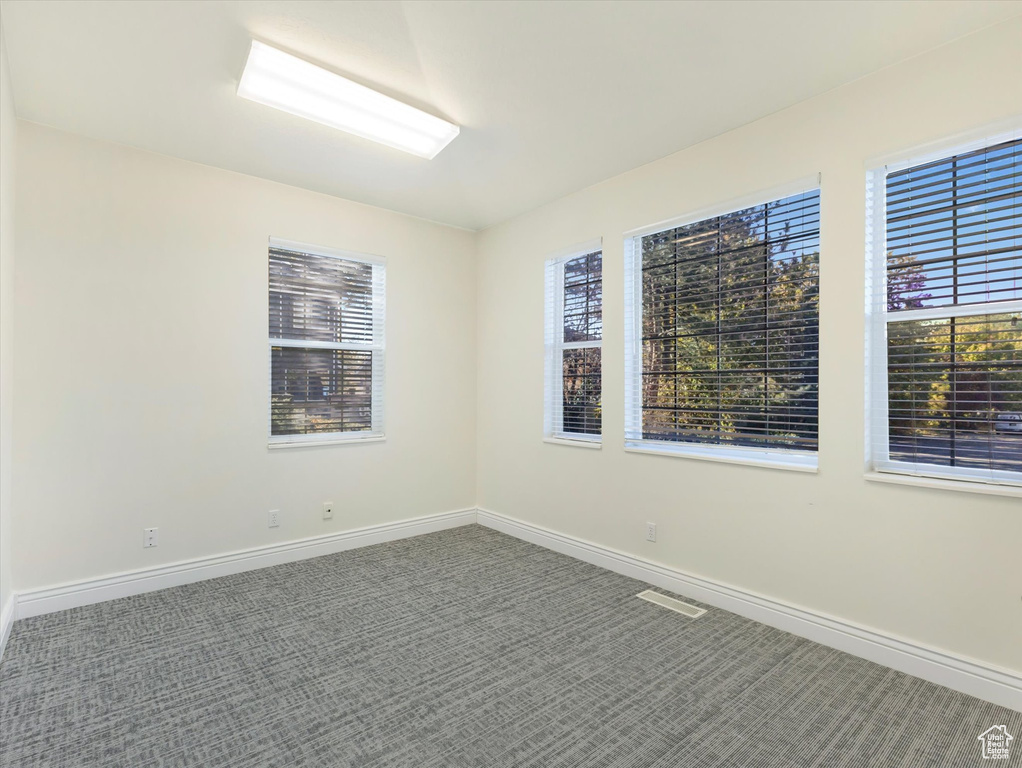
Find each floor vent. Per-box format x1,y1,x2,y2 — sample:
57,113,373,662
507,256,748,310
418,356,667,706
637,590,707,618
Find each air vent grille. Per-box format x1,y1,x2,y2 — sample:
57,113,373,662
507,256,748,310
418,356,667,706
637,590,706,618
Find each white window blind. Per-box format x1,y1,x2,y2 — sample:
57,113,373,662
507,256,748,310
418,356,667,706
268,238,385,445
544,244,602,442
624,185,820,469
868,133,1022,487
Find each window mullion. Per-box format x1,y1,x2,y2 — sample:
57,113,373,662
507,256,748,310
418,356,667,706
886,299,1022,323
271,338,377,352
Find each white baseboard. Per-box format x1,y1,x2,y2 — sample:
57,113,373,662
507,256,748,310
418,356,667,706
0,594,13,661
14,508,476,621
8,505,1021,713
477,508,1022,712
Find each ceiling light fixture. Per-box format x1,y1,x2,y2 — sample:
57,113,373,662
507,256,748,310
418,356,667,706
237,40,460,159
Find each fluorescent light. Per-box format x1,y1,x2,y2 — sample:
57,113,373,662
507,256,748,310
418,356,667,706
237,40,460,159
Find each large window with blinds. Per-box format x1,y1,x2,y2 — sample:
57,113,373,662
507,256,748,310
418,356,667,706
868,134,1022,487
268,239,385,445
544,245,602,443
624,185,820,469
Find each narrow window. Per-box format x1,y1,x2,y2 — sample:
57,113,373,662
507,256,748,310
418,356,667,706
268,239,385,445
868,135,1022,487
544,245,603,443
625,186,821,469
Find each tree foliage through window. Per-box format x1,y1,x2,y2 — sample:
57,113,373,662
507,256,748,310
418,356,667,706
637,190,821,452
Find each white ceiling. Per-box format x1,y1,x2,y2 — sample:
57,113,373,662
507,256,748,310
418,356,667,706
2,0,1020,230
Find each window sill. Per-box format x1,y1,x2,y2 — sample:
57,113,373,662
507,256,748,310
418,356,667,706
544,436,602,450
268,434,385,450
624,440,817,473
864,471,1022,499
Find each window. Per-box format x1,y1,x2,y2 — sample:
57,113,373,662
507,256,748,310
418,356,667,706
544,244,602,443
868,134,1022,487
624,185,821,469
268,239,385,445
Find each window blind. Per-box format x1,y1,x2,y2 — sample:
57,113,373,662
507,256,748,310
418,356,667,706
544,245,602,441
624,188,820,465
870,135,1022,485
268,240,385,443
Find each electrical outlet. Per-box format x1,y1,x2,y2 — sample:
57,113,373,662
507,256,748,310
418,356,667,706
143,527,158,548
268,510,280,529
645,522,657,542
322,502,334,521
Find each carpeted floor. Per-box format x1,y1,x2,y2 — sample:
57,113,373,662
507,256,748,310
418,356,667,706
0,524,1018,767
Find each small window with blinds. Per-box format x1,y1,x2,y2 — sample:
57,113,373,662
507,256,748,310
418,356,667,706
268,239,385,446
868,133,1022,487
544,244,602,443
624,184,820,469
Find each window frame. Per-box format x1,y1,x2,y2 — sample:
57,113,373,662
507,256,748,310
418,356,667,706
623,177,822,472
865,125,1022,490
268,237,386,449
544,240,603,446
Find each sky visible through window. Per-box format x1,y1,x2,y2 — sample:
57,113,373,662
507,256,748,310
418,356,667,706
887,139,1022,310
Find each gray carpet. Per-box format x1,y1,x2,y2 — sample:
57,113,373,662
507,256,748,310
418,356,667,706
0,525,1018,767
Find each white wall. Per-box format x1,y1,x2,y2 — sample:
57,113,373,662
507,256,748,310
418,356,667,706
476,18,1022,673
0,21,16,622
12,122,476,592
